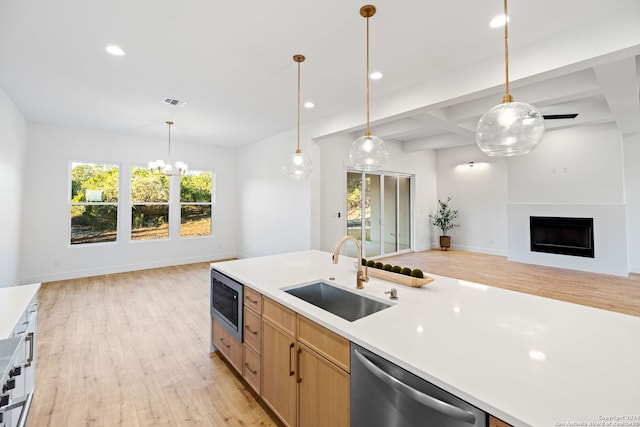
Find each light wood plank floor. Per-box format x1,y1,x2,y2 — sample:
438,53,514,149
28,251,640,426
382,250,640,317
28,263,282,427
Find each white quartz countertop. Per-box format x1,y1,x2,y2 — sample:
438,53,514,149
0,283,40,339
211,250,640,427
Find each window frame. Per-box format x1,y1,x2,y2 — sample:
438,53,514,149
68,161,120,246
179,170,214,239
130,165,171,242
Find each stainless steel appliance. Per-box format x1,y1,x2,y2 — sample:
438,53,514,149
351,343,487,427
210,269,244,342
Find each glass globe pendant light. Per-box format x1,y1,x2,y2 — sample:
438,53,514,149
283,54,313,180
148,121,189,176
475,0,544,157
349,5,388,171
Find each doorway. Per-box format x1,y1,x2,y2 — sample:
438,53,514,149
346,171,412,259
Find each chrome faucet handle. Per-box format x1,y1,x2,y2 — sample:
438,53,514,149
384,288,398,300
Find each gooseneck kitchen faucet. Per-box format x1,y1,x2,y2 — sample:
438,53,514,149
332,235,369,289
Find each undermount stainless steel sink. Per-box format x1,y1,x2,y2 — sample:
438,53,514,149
285,281,392,322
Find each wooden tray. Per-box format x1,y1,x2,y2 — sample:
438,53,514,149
365,267,434,288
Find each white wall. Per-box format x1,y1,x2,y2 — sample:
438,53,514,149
0,88,28,287
435,144,508,255
507,125,625,204
19,123,238,283
436,123,635,275
507,124,628,275
624,132,640,273
317,134,436,255
235,128,313,258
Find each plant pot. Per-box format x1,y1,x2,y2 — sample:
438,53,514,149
439,235,451,251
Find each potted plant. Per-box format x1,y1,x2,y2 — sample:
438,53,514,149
429,197,459,250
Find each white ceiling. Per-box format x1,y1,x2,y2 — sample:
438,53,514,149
1,0,639,150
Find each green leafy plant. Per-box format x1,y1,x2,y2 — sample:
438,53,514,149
429,197,459,236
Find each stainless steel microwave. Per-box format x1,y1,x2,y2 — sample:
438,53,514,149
210,269,244,342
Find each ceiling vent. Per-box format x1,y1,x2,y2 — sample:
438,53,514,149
162,97,187,107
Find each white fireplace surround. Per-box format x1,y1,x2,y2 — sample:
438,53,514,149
507,204,628,276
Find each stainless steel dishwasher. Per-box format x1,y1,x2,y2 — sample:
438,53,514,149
351,343,487,427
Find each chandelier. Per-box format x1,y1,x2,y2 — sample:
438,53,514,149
148,120,189,176
283,54,313,180
475,0,545,156
349,5,389,171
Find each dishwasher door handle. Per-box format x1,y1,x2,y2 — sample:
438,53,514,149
354,349,476,425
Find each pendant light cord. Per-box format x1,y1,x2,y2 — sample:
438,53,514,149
502,0,513,103
365,14,371,136
166,120,173,162
293,54,305,154
297,59,301,153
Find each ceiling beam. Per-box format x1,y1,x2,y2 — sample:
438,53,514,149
593,57,640,135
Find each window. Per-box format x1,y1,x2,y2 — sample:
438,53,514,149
346,170,412,258
130,167,169,240
70,162,119,245
180,171,213,238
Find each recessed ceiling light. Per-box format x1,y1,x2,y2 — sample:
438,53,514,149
105,45,126,56
370,71,383,80
304,101,315,109
529,350,546,361
489,14,509,28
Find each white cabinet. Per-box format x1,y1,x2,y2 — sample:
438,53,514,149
15,298,38,398
1,288,38,427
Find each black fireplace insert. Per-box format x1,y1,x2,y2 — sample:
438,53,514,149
530,216,594,258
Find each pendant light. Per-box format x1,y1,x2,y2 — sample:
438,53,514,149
475,0,544,157
283,54,313,180
349,5,388,171
148,121,189,176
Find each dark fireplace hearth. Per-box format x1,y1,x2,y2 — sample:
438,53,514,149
530,216,594,258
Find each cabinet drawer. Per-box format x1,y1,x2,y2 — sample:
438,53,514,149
244,287,262,315
244,307,261,353
212,318,242,374
297,316,350,372
262,298,296,336
243,344,261,394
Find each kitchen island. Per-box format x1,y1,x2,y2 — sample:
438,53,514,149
211,250,640,426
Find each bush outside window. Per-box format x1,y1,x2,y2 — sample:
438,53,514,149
131,167,169,240
180,171,213,238
70,162,119,245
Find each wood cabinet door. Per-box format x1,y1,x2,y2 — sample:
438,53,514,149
212,318,242,374
261,319,297,427
297,343,349,427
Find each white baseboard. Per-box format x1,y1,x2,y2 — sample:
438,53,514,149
425,242,507,257
450,244,507,257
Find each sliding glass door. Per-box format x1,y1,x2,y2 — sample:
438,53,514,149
346,171,412,258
